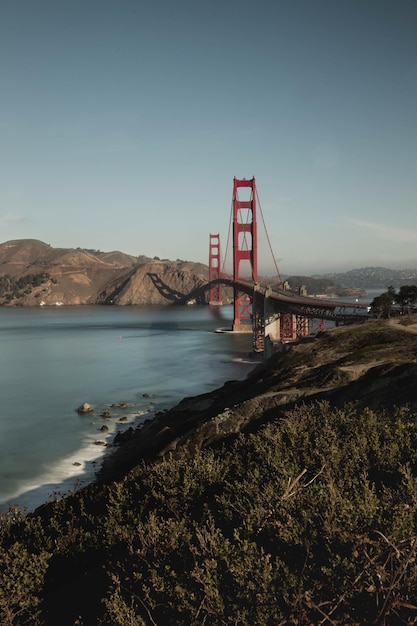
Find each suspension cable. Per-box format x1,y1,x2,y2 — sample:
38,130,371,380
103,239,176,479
221,196,234,277
256,188,283,285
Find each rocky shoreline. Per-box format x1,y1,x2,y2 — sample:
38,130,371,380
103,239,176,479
96,366,262,482
97,317,417,487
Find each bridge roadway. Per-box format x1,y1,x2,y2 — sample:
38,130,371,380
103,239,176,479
210,278,370,323
178,277,369,322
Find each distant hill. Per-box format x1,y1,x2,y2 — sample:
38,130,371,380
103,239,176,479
0,239,209,306
91,249,142,267
280,275,366,298
312,267,417,289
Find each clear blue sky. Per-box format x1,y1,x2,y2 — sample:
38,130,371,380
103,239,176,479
1,0,416,275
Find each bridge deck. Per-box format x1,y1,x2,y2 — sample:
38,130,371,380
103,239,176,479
222,278,369,322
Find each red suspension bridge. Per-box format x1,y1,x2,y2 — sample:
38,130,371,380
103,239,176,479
207,177,369,354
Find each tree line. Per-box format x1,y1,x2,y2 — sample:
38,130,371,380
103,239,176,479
0,273,52,303
370,284,417,319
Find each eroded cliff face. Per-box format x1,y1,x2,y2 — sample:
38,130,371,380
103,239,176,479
0,239,209,306
95,260,208,305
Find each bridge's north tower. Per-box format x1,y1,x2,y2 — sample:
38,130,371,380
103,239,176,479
232,177,258,331
208,233,222,305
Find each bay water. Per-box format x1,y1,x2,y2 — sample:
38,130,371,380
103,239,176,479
0,305,256,513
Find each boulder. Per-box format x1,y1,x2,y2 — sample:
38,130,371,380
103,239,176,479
77,402,94,414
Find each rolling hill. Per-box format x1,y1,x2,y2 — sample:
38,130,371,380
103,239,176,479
0,239,209,306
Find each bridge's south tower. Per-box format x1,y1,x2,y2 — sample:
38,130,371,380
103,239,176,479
232,177,258,331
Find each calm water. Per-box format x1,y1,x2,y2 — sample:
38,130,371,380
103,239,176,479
0,305,256,512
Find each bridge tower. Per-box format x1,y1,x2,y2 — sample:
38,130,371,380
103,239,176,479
232,177,258,332
208,233,222,305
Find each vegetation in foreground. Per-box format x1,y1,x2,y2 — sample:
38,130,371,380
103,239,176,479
2,397,417,625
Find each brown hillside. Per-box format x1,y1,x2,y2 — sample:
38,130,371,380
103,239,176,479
0,239,210,306
0,239,53,272
96,260,208,305
0,239,128,273
95,250,141,267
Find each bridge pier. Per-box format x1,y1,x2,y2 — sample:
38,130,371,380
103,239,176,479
253,284,281,353
232,293,253,333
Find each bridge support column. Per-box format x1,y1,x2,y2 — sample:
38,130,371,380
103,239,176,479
279,283,310,342
296,315,309,337
280,313,294,342
280,314,310,342
252,285,265,352
253,285,281,354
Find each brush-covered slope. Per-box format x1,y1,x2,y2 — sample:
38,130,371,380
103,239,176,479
100,317,417,478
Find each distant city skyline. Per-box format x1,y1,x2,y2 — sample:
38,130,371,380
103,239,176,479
1,0,416,275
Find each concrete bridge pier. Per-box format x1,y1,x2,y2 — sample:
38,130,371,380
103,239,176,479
264,286,281,343
253,285,281,354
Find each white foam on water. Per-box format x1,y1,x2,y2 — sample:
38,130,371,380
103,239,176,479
1,408,152,514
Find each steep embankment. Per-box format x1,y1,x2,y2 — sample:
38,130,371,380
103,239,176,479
95,259,208,305
99,317,417,480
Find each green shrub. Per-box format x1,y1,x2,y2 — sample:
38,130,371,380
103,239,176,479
3,401,417,624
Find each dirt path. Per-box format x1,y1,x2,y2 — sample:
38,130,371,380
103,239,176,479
388,317,417,333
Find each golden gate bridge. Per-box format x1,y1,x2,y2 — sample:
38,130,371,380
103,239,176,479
206,177,369,354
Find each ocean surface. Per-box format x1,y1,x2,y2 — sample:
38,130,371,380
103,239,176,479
0,304,256,513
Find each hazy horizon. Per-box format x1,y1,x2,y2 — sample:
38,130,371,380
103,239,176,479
2,236,417,279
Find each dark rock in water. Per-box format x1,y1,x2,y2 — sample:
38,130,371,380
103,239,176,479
94,440,106,446
100,411,111,418
77,402,94,414
118,416,128,422
110,402,129,408
73,462,81,466
142,393,150,398
100,425,109,432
